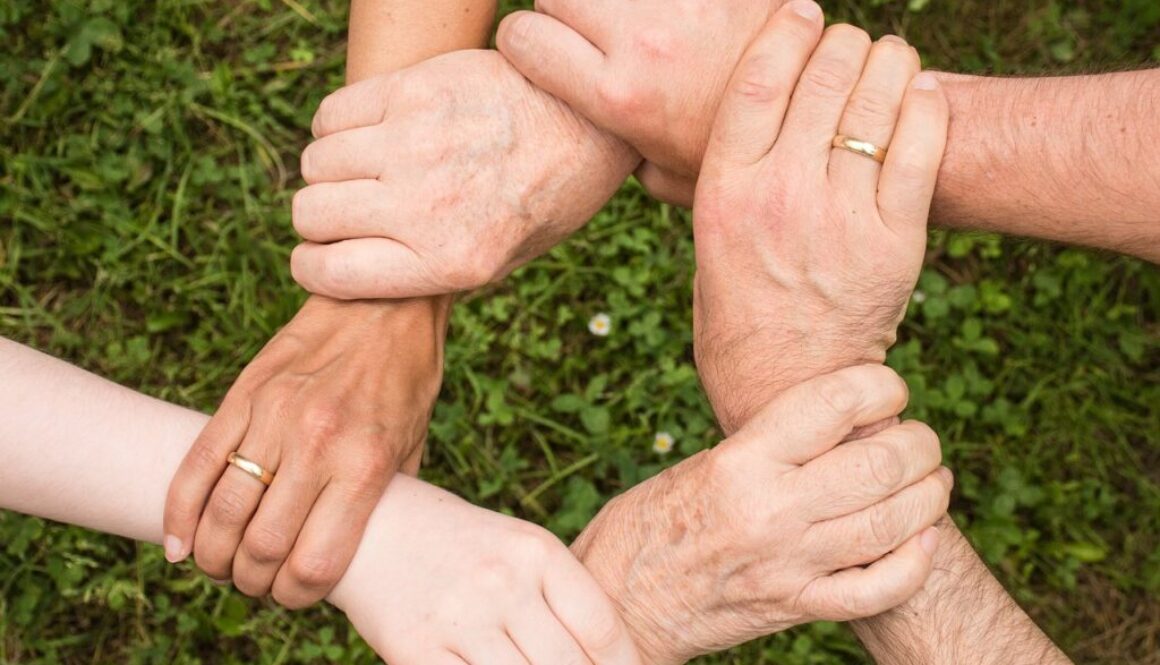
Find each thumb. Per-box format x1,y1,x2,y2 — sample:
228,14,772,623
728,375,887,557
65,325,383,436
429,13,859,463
497,11,610,127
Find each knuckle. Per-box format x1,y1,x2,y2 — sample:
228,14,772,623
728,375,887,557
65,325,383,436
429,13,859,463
208,485,254,526
186,440,226,474
512,524,559,565
446,245,497,290
596,78,644,117
473,558,521,595
906,420,942,461
351,451,393,489
846,91,898,122
314,251,355,294
192,548,227,580
290,188,316,237
287,552,344,590
231,575,264,598
704,443,745,487
860,440,906,492
888,147,934,183
242,526,294,564
300,404,343,445
801,59,854,96
631,28,678,62
835,581,872,618
732,55,790,105
313,93,340,136
864,501,903,552
299,143,320,184
581,610,626,655
815,372,863,416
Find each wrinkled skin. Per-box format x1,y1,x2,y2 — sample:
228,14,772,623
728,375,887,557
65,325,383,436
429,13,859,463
571,365,950,664
497,0,790,202
290,49,638,299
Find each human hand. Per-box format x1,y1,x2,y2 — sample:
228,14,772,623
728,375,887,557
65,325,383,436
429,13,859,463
497,0,788,204
290,49,639,300
570,365,950,664
689,7,948,433
163,295,448,607
329,474,642,664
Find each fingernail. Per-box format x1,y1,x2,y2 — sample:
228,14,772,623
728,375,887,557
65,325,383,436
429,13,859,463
163,535,186,563
920,527,940,555
789,0,823,21
502,13,532,49
912,72,940,91
879,34,907,45
209,577,231,586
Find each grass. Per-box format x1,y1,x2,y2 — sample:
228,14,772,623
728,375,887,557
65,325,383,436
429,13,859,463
1,0,1157,663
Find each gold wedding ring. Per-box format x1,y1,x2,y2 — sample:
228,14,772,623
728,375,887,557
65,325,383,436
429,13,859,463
832,135,888,164
227,451,275,486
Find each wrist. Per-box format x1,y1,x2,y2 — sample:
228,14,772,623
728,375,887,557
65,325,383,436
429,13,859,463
570,495,686,665
699,333,888,436
850,516,1067,665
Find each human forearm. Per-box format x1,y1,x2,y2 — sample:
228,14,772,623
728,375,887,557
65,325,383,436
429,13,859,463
347,0,495,82
0,336,413,555
0,338,645,663
0,337,203,542
933,70,1160,262
852,517,1071,665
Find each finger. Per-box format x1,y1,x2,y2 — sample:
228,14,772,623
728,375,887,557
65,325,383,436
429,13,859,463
300,125,389,184
292,180,397,243
271,478,383,609
796,420,942,521
828,36,921,192
803,526,940,621
532,0,614,44
290,239,435,301
507,605,593,665
231,461,326,597
312,75,394,138
877,72,949,238
774,24,872,169
812,468,952,570
458,634,531,665
634,162,695,208
163,398,249,563
703,0,825,168
543,554,642,664
191,427,282,581
496,11,607,127
725,364,910,466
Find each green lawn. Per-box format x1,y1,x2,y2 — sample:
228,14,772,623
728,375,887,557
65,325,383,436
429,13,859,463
1,0,1157,663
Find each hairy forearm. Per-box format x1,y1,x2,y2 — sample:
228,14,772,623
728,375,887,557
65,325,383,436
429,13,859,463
934,69,1160,262
853,516,1071,665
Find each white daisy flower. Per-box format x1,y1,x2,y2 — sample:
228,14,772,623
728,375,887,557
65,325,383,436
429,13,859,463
653,431,675,455
588,313,612,337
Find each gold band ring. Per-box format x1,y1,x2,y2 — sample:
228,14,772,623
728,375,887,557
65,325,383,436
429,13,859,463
227,451,275,486
832,135,888,164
